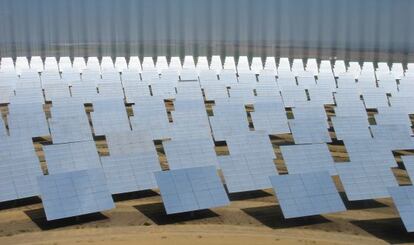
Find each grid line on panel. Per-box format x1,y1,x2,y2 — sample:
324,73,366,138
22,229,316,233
43,141,101,174
154,166,230,214
389,186,414,232
335,161,398,201
269,171,346,219
101,153,161,194
280,143,337,175
37,168,115,221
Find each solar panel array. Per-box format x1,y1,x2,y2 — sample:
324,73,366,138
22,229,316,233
155,166,230,214
270,171,346,218
0,55,413,229
37,168,115,221
388,186,414,232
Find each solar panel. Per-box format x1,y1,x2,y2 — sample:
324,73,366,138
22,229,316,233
289,119,331,144
343,138,397,167
101,153,161,194
308,86,335,104
130,98,171,140
91,99,131,135
43,82,71,101
251,101,290,135
375,106,412,127
370,124,414,150
361,88,389,109
43,141,101,174
269,171,346,218
163,138,218,169
37,168,115,221
70,83,99,103
237,72,257,84
219,69,238,86
402,156,414,182
0,136,43,202
388,186,414,232
123,81,151,103
228,84,255,104
226,131,276,159
171,110,213,143
49,115,92,144
331,116,371,140
281,144,337,175
155,166,230,214
219,153,277,193
280,88,308,108
199,69,219,82
334,102,368,119
122,70,141,81
0,117,7,136
10,87,44,104
150,82,176,99
97,82,124,99
335,161,398,201
8,103,50,138
292,103,329,128
209,102,250,141
254,83,283,102
105,130,158,156
202,82,229,101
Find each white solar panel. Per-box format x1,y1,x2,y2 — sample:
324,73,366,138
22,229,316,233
292,103,328,128
8,103,50,138
0,136,43,202
101,153,161,194
219,69,238,86
37,168,115,221
308,86,335,104
10,87,44,104
370,124,414,151
228,84,255,104
280,88,308,108
155,166,230,214
49,115,92,144
0,117,7,136
226,131,276,159
70,83,99,103
219,153,277,193
343,138,397,167
281,144,337,175
97,82,124,99
43,82,71,101
171,110,213,144
202,82,229,101
123,81,151,103
91,99,131,135
270,171,346,218
334,101,368,119
331,116,371,140
361,88,389,109
402,156,414,182
209,102,250,141
375,106,412,127
289,119,331,144
336,161,398,201
251,101,289,135
199,69,219,82
150,82,176,99
105,130,157,156
163,138,217,170
388,186,414,232
121,70,141,81
43,141,101,174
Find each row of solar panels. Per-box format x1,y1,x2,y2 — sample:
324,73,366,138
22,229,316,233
0,58,413,231
1,56,413,78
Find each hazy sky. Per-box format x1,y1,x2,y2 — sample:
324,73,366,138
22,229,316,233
0,0,413,62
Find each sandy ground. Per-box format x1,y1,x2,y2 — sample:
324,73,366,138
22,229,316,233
1,104,414,244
